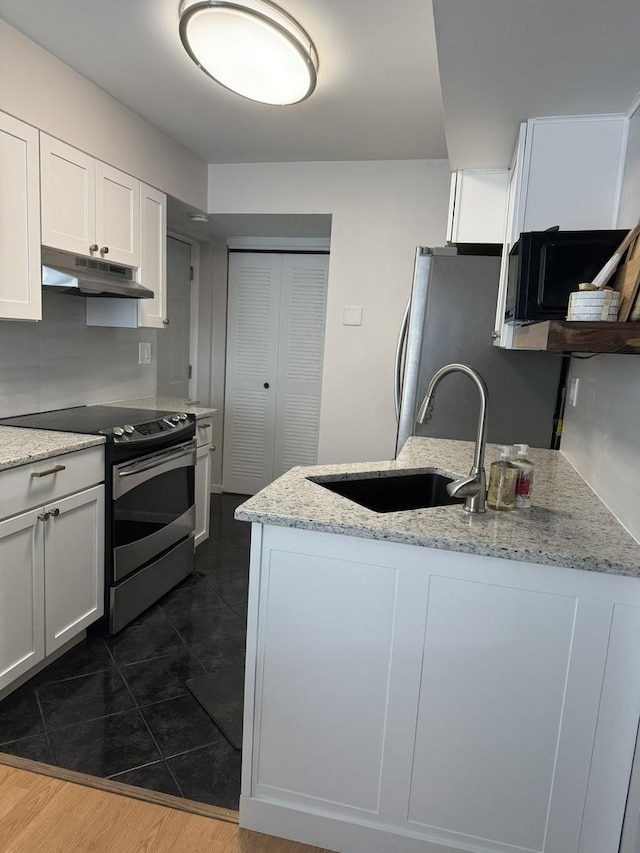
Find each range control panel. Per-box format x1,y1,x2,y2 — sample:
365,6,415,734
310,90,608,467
104,413,193,444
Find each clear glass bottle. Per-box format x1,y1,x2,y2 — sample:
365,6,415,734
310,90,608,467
512,443,534,508
487,445,518,511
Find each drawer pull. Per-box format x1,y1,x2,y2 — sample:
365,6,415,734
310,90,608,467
31,464,66,479
37,512,50,522
198,423,211,430
49,508,60,517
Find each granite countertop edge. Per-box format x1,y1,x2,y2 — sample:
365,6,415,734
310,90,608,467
235,437,640,579
0,394,214,472
103,396,216,419
0,428,105,472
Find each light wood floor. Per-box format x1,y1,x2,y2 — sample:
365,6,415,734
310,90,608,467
0,764,333,853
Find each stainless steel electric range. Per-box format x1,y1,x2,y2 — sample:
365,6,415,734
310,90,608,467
0,405,196,634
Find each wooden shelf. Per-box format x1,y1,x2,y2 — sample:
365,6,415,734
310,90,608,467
511,321,640,354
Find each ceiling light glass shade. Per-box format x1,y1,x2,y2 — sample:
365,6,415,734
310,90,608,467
179,0,318,105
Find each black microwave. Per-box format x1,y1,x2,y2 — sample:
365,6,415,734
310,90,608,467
505,229,627,323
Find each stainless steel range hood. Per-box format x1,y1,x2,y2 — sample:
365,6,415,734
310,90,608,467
42,248,154,299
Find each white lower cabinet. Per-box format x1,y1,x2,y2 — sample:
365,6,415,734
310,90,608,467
241,525,640,853
0,450,105,694
0,508,45,691
44,485,105,655
194,422,212,547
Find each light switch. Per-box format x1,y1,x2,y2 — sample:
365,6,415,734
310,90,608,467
343,305,363,326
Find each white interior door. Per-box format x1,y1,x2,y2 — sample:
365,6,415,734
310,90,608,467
272,254,328,479
223,253,281,495
157,236,192,399
223,252,328,495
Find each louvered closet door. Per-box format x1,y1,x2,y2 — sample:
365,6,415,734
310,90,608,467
223,253,282,494
272,254,329,479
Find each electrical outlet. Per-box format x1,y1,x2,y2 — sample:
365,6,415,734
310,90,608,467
568,377,580,407
139,342,152,365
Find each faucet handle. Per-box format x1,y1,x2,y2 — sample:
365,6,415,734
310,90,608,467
447,469,487,513
447,474,481,499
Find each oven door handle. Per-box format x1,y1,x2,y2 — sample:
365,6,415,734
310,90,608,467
117,446,195,478
113,440,196,500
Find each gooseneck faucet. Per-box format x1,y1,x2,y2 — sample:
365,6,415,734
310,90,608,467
416,363,489,513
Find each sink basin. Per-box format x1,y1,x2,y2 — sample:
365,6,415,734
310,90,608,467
308,470,463,513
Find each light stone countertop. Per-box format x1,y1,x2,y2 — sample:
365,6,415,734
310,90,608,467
0,426,105,472
0,394,212,472
235,436,640,577
104,396,216,420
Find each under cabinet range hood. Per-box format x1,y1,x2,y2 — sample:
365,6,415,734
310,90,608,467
41,248,154,299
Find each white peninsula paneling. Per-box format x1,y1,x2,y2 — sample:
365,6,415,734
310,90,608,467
254,546,398,811
409,575,576,851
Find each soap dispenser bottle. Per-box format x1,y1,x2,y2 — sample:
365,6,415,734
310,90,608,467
487,445,518,511
512,443,534,508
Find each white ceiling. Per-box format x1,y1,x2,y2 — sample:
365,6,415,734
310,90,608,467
433,0,640,168
1,0,638,170
0,0,447,164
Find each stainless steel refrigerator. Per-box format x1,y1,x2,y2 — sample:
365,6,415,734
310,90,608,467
395,247,565,456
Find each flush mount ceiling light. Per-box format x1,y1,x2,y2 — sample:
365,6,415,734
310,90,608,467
179,0,318,105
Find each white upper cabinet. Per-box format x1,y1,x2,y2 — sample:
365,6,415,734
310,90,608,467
518,116,627,234
41,134,140,267
95,161,140,267
85,181,167,329
447,169,509,244
0,112,42,321
493,115,628,347
137,183,167,328
40,134,95,257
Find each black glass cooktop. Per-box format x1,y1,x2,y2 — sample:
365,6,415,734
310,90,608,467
0,405,177,435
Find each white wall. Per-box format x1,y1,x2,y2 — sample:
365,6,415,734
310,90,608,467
207,160,451,465
0,20,207,209
0,294,156,417
561,105,640,541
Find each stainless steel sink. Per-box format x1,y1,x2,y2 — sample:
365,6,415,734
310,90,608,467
308,470,463,513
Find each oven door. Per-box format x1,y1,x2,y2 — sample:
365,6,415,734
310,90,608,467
112,439,196,582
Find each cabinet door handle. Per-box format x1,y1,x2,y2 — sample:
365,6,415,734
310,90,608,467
31,464,66,478
162,318,170,326
37,512,50,522
263,382,270,389
100,246,109,255
49,508,60,517
209,446,216,452
89,244,99,252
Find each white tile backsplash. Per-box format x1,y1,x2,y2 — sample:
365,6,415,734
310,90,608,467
560,106,640,543
0,292,157,417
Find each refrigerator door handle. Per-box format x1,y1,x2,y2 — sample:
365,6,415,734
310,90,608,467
395,248,434,458
394,300,411,421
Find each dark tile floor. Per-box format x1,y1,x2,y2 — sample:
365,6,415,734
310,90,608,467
0,494,250,810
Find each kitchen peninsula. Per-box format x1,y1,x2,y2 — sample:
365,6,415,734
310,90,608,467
236,437,640,853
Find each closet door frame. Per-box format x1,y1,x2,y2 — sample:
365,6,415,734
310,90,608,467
222,249,329,495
